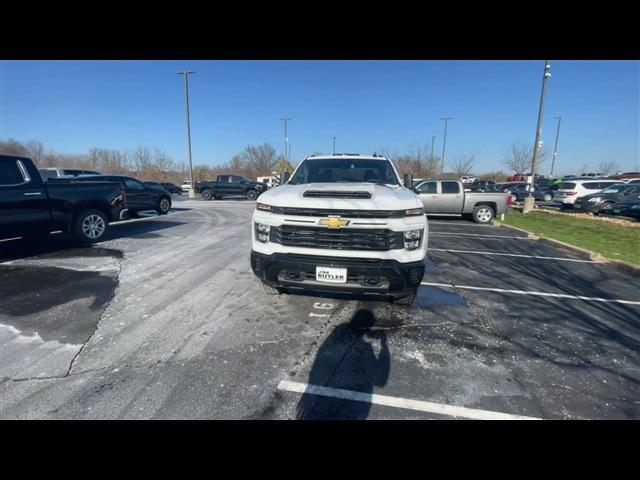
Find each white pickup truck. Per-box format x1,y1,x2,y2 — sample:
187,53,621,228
250,154,428,304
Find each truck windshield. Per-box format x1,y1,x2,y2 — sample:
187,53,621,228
289,159,399,185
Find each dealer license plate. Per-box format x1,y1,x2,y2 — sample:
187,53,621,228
316,266,347,284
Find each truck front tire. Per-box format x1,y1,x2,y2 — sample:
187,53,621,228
392,290,417,305
262,283,282,295
72,209,109,245
202,189,213,201
472,205,494,224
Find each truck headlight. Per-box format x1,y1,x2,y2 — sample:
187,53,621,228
256,203,271,212
255,222,270,243
404,229,422,250
404,207,424,216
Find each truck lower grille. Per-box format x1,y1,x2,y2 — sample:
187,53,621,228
270,225,404,251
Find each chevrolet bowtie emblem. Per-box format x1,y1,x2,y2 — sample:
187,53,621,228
318,216,350,229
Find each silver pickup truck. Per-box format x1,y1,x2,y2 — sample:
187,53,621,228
415,179,511,223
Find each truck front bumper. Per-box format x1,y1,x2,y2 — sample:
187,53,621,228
250,251,425,298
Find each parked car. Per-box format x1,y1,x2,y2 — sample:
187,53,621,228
574,184,640,215
469,179,496,192
144,181,181,194
579,172,605,178
38,167,101,181
196,175,266,201
611,200,640,219
415,179,511,223
75,175,172,216
460,176,477,184
553,179,621,209
181,181,193,192
511,184,555,202
161,182,182,194
1,155,124,244
609,172,640,181
626,179,640,184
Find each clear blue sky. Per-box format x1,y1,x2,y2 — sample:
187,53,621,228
1,60,638,175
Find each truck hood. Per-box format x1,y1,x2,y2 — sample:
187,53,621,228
258,182,421,210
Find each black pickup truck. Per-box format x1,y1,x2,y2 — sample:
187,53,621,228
0,155,124,244
196,175,265,201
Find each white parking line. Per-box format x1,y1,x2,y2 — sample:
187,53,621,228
430,232,531,239
429,248,596,263
427,221,493,226
420,282,640,306
278,380,540,420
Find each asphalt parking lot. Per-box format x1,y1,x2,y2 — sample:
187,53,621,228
1,198,639,419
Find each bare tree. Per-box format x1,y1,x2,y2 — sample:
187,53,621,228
598,161,621,176
0,138,30,157
504,140,547,174
240,143,277,178
450,152,479,176
25,140,45,166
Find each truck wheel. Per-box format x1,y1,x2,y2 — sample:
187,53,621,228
156,197,171,215
202,189,213,201
246,190,258,201
543,193,553,202
393,290,417,306
73,209,108,244
262,283,282,295
472,205,494,224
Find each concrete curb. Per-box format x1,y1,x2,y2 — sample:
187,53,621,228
494,220,640,275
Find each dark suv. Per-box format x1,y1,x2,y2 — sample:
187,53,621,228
574,183,640,215
76,175,172,216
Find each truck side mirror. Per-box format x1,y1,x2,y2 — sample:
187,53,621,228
403,173,413,189
281,171,290,184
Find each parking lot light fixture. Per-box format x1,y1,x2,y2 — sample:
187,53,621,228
550,116,562,177
440,118,453,174
177,70,196,199
524,61,551,214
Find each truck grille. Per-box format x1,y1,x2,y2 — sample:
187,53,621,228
270,225,403,251
271,206,401,218
302,190,371,199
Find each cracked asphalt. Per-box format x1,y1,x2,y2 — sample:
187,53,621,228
1,198,639,419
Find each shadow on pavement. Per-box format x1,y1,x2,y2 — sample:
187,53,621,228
0,220,186,261
296,309,390,420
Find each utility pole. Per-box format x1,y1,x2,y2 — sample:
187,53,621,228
550,115,562,177
333,136,336,155
281,118,290,164
523,60,552,214
430,135,436,161
177,70,196,198
440,117,453,174
288,143,291,164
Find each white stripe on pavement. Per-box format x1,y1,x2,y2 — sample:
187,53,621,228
420,282,640,306
429,248,596,263
430,232,531,239
277,380,540,420
427,221,493,226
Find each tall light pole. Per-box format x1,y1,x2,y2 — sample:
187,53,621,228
523,60,552,213
440,117,453,174
177,70,196,198
333,136,336,155
288,143,291,164
281,118,290,164
550,115,562,177
430,135,436,162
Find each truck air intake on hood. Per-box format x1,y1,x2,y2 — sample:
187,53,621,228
302,190,371,199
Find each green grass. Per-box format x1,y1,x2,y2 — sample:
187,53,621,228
502,209,640,265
